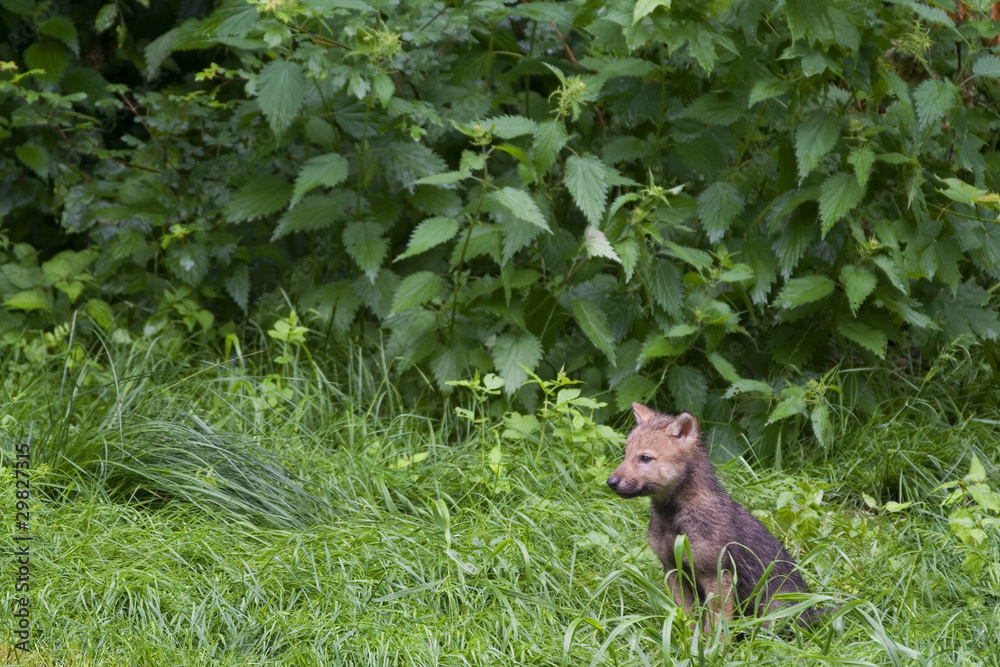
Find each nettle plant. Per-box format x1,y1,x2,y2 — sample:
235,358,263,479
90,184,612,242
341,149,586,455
5,0,1000,455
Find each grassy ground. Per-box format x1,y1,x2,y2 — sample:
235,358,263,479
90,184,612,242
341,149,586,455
1,341,999,665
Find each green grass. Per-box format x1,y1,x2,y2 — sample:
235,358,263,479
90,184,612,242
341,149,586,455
1,341,999,665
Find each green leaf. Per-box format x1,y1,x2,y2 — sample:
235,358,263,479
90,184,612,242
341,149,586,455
24,41,68,84
489,187,550,231
650,259,684,317
492,332,544,395
224,176,293,222
384,142,447,189
86,298,114,329
291,152,349,206
16,144,48,178
665,242,713,270
667,365,707,414
818,171,865,237
839,265,877,313
165,244,209,286
256,59,305,135
273,192,352,239
482,115,537,138
95,3,117,32
391,270,444,313
707,351,740,383
837,319,887,357
775,274,836,309
634,0,669,22
966,454,987,483
40,16,79,55
767,389,807,423
972,54,1000,78
748,77,789,106
565,153,609,226
572,298,616,364
534,119,568,173
698,181,744,242
396,217,460,261
343,222,388,279
913,79,958,128
810,403,833,449
724,378,773,399
583,226,620,262
225,263,250,311
795,112,840,179
3,289,50,311
847,147,876,189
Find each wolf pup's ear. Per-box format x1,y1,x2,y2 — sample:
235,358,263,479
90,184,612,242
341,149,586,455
632,403,658,424
668,412,698,444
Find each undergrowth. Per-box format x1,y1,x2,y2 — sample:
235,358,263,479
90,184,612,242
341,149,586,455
1,335,998,665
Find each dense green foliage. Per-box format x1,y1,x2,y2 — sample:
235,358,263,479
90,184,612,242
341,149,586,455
4,0,1000,456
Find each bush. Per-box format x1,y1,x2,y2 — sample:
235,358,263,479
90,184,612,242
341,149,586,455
3,0,1000,456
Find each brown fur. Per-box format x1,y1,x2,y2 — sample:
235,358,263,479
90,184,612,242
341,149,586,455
607,403,812,632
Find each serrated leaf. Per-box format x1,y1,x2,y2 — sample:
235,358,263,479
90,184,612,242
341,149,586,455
973,54,1000,78
724,378,773,399
224,176,292,222
966,454,987,483
565,153,609,226
3,289,50,311
818,171,865,237
642,334,687,359
25,41,68,84
810,403,833,448
837,319,887,357
383,141,447,190
795,112,840,179
291,152,349,206
839,265,877,312
847,147,876,189
614,237,641,282
273,192,351,239
86,298,114,329
583,226,620,262
256,59,305,135
166,244,209,286
40,15,79,55
16,144,48,178
225,263,250,311
391,270,443,313
572,298,616,364
396,217,460,261
913,78,957,128
707,351,740,383
96,3,117,32
667,365,707,414
343,222,387,279
698,182,744,242
776,274,836,309
634,0,669,22
482,115,537,138
748,77,789,106
666,242,713,270
489,187,550,231
650,259,684,317
492,332,543,394
767,392,807,423
534,119,568,174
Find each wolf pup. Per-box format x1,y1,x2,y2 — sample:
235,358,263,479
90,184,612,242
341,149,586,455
607,403,812,631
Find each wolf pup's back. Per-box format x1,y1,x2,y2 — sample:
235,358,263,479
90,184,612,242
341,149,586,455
607,403,812,631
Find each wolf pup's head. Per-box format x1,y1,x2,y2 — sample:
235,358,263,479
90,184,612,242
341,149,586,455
606,403,700,500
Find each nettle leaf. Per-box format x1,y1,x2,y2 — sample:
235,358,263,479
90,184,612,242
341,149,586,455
565,153,609,226
650,259,684,318
224,176,293,222
972,54,1000,78
698,182,744,242
489,187,550,231
847,146,876,189
534,119,568,174
913,78,958,128
837,319,887,357
818,171,865,237
614,237,641,282
776,274,836,309
16,144,49,178
343,222,388,279
492,332,544,394
391,271,444,313
724,378,773,399
572,298,617,365
273,192,352,239
667,365,707,414
256,59,305,135
166,244,209,286
748,77,789,106
811,404,834,449
396,217,460,262
839,264,877,313
482,115,537,138
291,152,349,206
707,351,740,383
584,226,620,262
795,112,840,179
225,263,250,312
384,141,447,189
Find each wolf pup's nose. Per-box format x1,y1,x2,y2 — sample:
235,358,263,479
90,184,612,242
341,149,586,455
607,475,620,489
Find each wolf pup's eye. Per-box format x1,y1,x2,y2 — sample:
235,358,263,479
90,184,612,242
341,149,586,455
638,454,653,463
